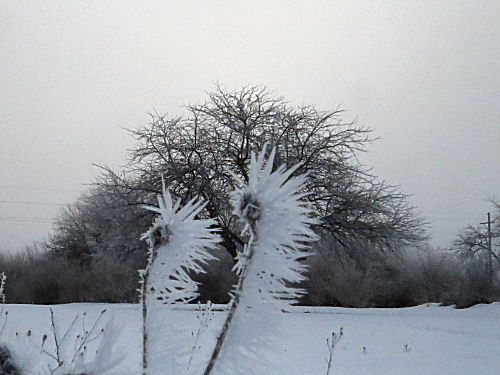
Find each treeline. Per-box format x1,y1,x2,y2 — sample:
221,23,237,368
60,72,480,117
303,239,500,308
1,241,498,308
3,85,498,308
0,246,137,304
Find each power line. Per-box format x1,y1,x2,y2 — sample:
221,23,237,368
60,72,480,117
0,216,56,222
0,185,82,193
0,200,66,206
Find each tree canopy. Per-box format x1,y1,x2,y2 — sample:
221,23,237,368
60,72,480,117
87,85,426,262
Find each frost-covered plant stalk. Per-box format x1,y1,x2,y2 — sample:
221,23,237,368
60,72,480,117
0,273,6,305
187,301,214,370
0,273,16,375
139,181,219,373
41,308,123,375
325,328,343,375
0,272,7,337
203,146,318,375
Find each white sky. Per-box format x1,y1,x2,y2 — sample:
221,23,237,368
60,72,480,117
1,1,499,252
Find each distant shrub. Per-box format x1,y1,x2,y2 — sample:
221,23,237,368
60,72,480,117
192,248,237,304
1,241,497,307
302,241,500,308
0,245,235,305
0,246,137,304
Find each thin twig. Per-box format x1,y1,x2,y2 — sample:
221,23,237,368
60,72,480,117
49,308,62,366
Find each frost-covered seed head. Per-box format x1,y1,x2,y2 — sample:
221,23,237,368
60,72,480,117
229,144,319,309
141,183,220,305
149,223,172,248
239,193,261,230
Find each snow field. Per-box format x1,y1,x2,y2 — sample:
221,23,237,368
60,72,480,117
0,303,499,374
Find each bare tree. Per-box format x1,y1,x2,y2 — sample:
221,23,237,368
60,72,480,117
449,201,500,297
47,184,151,268
452,203,499,260
452,214,499,279
97,84,425,261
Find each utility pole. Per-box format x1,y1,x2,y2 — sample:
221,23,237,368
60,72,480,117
480,212,495,285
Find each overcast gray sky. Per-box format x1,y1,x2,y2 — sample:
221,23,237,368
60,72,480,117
1,1,499,252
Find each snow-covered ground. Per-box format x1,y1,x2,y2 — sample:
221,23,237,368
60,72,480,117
0,303,499,374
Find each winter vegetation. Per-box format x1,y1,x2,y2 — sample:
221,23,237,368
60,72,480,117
139,181,219,373
43,85,425,273
3,85,497,308
325,327,343,375
40,308,123,375
202,146,317,375
0,276,123,374
0,85,498,373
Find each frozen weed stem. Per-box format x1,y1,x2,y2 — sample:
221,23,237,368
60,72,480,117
326,327,343,375
41,308,123,375
203,145,317,375
140,180,219,373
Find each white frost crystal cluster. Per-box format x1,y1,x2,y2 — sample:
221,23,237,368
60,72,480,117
141,181,220,373
230,146,318,310
207,146,318,375
141,181,220,305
